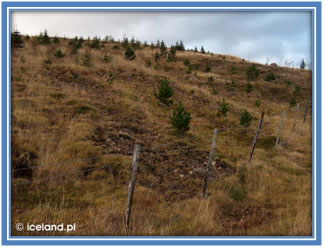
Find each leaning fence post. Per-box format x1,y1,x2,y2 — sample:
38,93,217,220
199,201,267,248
275,111,286,148
292,103,300,131
202,129,218,198
247,112,264,166
303,97,310,123
125,144,141,229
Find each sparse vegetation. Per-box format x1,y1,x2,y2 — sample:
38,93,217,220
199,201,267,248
11,33,312,237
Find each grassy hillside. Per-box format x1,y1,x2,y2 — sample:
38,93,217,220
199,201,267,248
11,34,312,236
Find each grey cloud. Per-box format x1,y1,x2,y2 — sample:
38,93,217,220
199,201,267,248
12,11,312,67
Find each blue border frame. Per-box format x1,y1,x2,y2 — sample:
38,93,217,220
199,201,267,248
1,1,321,246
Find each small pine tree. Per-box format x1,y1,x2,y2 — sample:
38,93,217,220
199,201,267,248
125,46,136,60
82,51,93,67
53,35,60,43
103,54,112,63
146,59,152,67
168,46,177,61
11,31,24,48
38,29,51,45
246,64,259,80
290,96,297,108
200,46,206,54
160,40,167,57
90,37,100,49
245,82,254,93
194,46,198,53
122,35,129,48
155,52,160,62
293,85,300,96
183,59,190,66
264,72,276,81
207,76,215,85
69,37,82,54
218,98,229,116
54,49,65,58
300,59,306,69
150,41,155,49
179,40,185,51
170,101,191,135
155,78,173,105
205,65,211,72
186,65,193,74
240,110,252,127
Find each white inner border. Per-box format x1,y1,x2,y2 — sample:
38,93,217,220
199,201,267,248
6,6,317,241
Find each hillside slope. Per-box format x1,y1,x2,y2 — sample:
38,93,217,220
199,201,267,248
11,36,312,236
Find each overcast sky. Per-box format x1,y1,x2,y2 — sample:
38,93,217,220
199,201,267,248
12,11,312,67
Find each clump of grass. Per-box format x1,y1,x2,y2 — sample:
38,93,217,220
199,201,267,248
49,92,65,100
54,49,65,58
246,64,259,80
228,183,247,202
245,82,254,93
264,72,276,81
73,105,92,114
218,98,229,116
205,65,211,72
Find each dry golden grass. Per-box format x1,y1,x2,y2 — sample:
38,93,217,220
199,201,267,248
11,36,312,236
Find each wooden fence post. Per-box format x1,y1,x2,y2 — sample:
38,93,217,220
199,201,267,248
247,112,264,166
275,111,286,148
202,129,218,198
125,144,141,229
303,97,310,123
292,103,300,131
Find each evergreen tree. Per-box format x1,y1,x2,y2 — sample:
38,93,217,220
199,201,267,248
200,46,206,54
168,46,177,61
160,40,167,57
11,31,24,48
289,96,297,108
179,40,185,51
38,29,51,45
125,46,136,60
155,52,160,61
122,35,129,48
89,37,100,49
155,78,173,105
218,98,229,116
245,82,254,93
82,51,93,67
53,35,60,43
170,101,191,135
246,64,259,80
300,59,306,69
240,110,252,127
54,49,65,58
194,46,198,53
